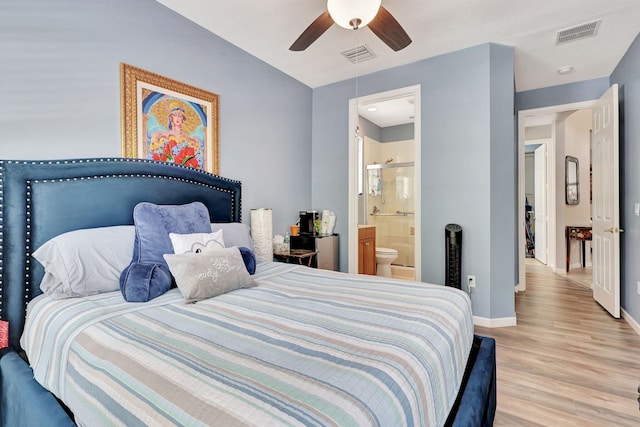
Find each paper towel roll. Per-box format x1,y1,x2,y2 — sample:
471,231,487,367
251,208,273,263
321,210,330,234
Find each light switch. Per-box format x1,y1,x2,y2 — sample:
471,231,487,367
635,203,640,216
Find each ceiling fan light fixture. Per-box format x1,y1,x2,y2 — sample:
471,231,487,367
327,0,382,30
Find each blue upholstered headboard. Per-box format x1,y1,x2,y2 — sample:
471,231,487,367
0,158,242,348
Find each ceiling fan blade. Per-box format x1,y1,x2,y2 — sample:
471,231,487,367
289,11,334,51
367,5,412,51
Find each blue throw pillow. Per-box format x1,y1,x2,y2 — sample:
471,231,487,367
120,201,212,302
238,247,257,275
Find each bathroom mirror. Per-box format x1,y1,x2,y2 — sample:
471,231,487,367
565,156,579,205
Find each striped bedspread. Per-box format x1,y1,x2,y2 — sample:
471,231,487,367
21,263,474,427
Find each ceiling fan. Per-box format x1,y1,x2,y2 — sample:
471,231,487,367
289,0,412,52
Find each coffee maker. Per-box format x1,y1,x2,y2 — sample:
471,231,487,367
299,210,319,235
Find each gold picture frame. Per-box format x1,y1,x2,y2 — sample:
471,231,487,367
120,63,219,174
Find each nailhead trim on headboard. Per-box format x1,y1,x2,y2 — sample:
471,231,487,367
0,158,242,345
28,174,238,217
0,161,4,318
24,181,32,308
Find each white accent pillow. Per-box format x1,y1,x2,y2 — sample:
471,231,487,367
33,226,135,299
169,230,225,254
163,247,256,303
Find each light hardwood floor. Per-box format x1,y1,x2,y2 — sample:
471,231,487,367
475,260,640,426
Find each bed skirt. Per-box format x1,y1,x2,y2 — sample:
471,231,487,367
0,348,75,426
1,335,495,427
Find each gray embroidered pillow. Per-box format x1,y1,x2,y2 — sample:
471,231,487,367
163,247,256,303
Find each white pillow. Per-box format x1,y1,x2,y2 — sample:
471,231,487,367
163,247,256,303
211,223,253,250
33,226,135,299
169,230,225,254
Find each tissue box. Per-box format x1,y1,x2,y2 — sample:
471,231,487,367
0,320,8,348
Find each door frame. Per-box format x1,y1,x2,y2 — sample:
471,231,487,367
517,100,594,291
528,140,550,265
347,85,422,279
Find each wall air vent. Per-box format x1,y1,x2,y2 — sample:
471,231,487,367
341,45,376,63
556,19,601,45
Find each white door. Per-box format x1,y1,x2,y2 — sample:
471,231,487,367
534,144,548,264
592,84,620,318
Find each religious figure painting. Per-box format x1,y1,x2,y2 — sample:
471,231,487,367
120,63,219,174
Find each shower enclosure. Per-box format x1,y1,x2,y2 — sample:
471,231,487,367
366,161,415,269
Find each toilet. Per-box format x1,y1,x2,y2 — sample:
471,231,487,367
375,247,398,277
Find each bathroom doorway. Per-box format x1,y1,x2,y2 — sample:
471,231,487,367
347,85,422,280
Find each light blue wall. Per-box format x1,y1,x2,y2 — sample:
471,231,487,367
381,123,414,142
516,78,610,111
0,0,313,234
312,43,516,320
612,34,640,325
359,117,382,142
489,44,518,318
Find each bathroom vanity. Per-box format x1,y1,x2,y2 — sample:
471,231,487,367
358,225,377,275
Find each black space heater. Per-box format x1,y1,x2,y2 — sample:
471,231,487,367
445,224,462,289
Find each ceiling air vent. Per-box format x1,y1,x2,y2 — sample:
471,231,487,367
341,45,376,63
556,19,601,45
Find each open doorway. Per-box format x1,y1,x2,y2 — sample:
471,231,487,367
347,85,422,280
524,138,550,264
517,100,594,292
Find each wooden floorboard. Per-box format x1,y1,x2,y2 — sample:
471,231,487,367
475,261,640,426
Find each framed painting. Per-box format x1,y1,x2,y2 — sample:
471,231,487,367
120,63,219,174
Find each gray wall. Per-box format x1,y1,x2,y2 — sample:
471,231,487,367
489,44,518,318
312,43,516,320
359,117,382,142
516,78,610,111
381,123,414,142
0,0,313,235
611,34,640,325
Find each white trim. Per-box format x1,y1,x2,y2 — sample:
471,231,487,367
474,316,517,328
525,138,551,145
348,85,422,279
622,308,640,337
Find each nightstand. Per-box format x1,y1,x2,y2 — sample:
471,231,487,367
289,234,339,270
273,249,318,267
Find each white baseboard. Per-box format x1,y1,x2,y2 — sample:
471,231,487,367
570,262,592,269
475,311,637,332
474,316,517,328
622,308,640,337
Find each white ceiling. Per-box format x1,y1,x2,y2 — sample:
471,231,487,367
156,1,639,127
157,0,639,92
358,95,415,127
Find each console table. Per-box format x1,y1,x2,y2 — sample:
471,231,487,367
565,226,592,272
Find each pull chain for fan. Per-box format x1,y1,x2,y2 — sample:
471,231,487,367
354,28,360,138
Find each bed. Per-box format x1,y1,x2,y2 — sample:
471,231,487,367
0,158,495,426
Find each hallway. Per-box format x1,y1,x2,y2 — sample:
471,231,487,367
475,262,640,426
